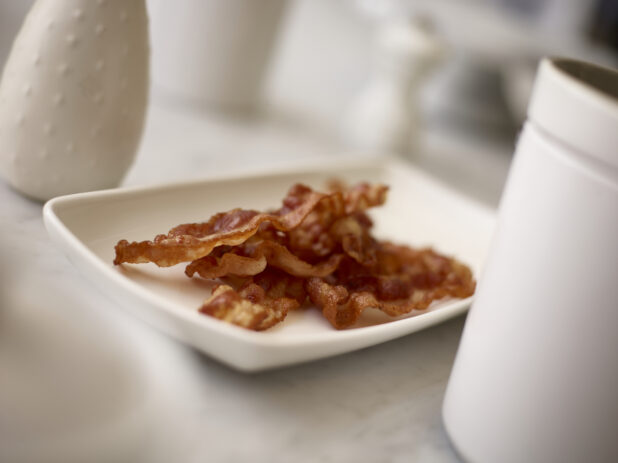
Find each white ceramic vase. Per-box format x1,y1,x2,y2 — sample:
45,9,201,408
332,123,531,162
0,0,149,201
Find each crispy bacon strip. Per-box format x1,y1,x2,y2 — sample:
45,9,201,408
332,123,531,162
329,214,378,266
285,184,386,262
184,207,378,281
343,182,389,214
199,285,296,331
199,268,307,330
114,183,387,267
305,246,476,329
185,253,267,279
185,239,343,279
114,185,325,267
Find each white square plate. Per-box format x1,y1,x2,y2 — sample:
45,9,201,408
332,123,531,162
44,158,495,371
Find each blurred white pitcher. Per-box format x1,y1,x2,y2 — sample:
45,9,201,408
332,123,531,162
149,0,286,112
443,58,618,462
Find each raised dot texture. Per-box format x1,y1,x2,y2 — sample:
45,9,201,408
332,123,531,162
95,24,105,36
53,93,64,106
73,9,83,20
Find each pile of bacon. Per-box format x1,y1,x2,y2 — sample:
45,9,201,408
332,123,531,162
114,183,475,330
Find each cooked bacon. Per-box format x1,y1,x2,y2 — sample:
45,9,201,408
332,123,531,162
343,182,389,214
186,253,267,279
114,183,387,267
184,211,375,281
284,185,385,262
305,245,476,329
114,181,476,331
199,284,296,331
114,186,324,267
185,238,343,279
328,214,378,266
199,268,308,330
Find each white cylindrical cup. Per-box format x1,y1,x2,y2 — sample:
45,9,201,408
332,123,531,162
443,58,618,463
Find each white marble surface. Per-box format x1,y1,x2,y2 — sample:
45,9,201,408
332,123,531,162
0,101,512,462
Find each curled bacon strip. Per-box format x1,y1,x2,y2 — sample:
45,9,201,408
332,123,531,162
186,253,267,279
329,214,377,266
114,185,324,267
199,269,307,330
185,239,343,279
114,183,387,267
305,245,476,329
284,184,386,262
199,285,296,331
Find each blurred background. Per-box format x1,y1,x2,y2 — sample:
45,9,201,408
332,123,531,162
3,0,617,152
1,0,616,205
150,0,617,139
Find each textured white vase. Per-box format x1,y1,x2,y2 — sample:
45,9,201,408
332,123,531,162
0,0,149,201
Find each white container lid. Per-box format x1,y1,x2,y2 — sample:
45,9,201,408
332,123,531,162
527,58,618,169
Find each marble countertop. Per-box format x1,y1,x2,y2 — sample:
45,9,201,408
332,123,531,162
0,102,512,462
